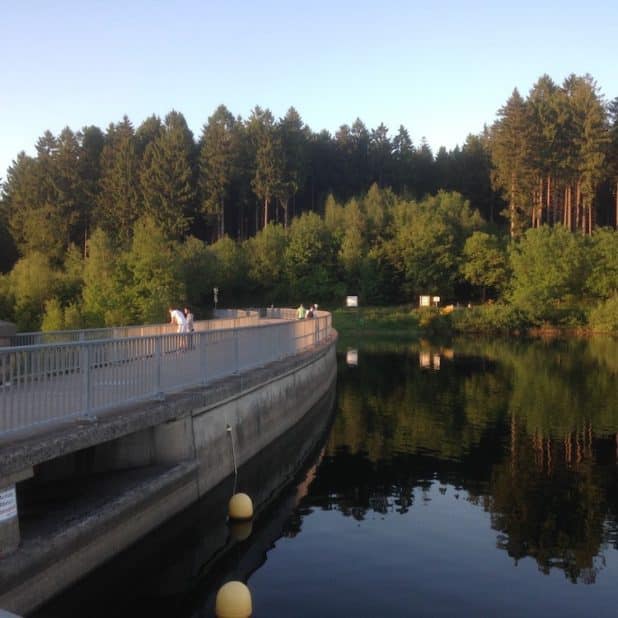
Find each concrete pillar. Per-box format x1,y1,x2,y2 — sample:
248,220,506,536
0,485,20,557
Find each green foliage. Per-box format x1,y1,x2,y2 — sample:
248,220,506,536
508,226,589,324
140,111,196,239
415,307,452,334
97,118,140,245
177,236,216,314
82,229,123,326
389,191,483,299
586,228,618,299
41,298,65,331
245,223,288,303
0,274,15,321
284,212,343,302
587,295,618,333
125,217,186,323
461,231,509,299
451,304,530,334
8,252,58,330
209,236,249,305
199,105,239,239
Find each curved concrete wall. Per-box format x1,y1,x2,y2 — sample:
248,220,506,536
0,333,337,615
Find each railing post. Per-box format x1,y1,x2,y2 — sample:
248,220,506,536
234,329,240,374
81,343,91,416
200,332,208,384
155,336,162,397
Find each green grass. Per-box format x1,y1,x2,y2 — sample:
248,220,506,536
332,306,422,339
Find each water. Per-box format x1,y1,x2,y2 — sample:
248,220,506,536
35,336,618,617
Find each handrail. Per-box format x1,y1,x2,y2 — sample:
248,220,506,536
0,310,332,439
5,312,264,348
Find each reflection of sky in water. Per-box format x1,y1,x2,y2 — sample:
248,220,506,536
251,482,618,618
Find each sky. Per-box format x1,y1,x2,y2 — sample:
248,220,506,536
1,0,617,181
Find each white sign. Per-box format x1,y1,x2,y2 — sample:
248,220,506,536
419,295,430,307
346,348,358,366
0,486,17,522
346,296,358,308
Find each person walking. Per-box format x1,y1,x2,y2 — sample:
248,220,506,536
169,307,188,333
297,303,306,319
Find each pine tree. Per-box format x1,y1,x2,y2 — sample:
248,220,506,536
369,123,393,187
97,117,140,245
199,105,238,240
247,107,283,229
490,89,535,238
140,110,197,239
607,98,618,228
277,107,309,227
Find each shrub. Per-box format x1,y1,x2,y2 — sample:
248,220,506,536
451,303,529,334
588,296,618,334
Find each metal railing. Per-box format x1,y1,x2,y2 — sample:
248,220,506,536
0,310,332,438
6,312,264,347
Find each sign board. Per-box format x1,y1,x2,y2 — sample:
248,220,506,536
346,296,359,308
419,295,431,307
346,348,359,366
0,486,17,522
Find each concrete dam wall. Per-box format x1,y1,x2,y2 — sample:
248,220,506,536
0,331,337,615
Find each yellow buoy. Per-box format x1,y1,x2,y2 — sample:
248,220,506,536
228,493,254,520
215,580,252,618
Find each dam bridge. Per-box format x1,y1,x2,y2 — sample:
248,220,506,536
0,308,337,615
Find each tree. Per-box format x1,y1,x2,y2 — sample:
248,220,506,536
461,231,509,301
389,192,483,299
125,216,186,323
509,225,589,323
586,228,618,299
245,223,288,302
607,98,618,228
140,110,197,239
199,105,238,240
97,118,140,246
78,125,105,247
8,252,58,330
284,212,341,301
247,107,283,229
209,235,249,304
563,75,607,234
369,123,393,187
490,89,535,238
277,107,309,226
392,125,415,195
82,228,129,326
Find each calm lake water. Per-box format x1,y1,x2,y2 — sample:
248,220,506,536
35,336,618,617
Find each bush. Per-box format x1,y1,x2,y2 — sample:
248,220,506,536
416,307,452,334
451,303,529,334
588,296,618,334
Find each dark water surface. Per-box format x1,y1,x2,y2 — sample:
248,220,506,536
35,336,618,617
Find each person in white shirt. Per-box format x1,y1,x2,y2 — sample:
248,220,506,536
169,308,188,333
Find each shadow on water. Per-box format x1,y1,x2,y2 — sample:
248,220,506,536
32,381,337,618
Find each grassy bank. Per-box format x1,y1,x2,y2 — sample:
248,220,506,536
332,302,618,339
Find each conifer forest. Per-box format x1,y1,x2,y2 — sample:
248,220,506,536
0,73,616,332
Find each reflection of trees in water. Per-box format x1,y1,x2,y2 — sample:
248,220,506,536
322,337,618,583
488,419,615,583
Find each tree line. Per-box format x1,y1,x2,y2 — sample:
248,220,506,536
0,72,616,331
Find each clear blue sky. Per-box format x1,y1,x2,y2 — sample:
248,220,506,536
2,0,616,181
